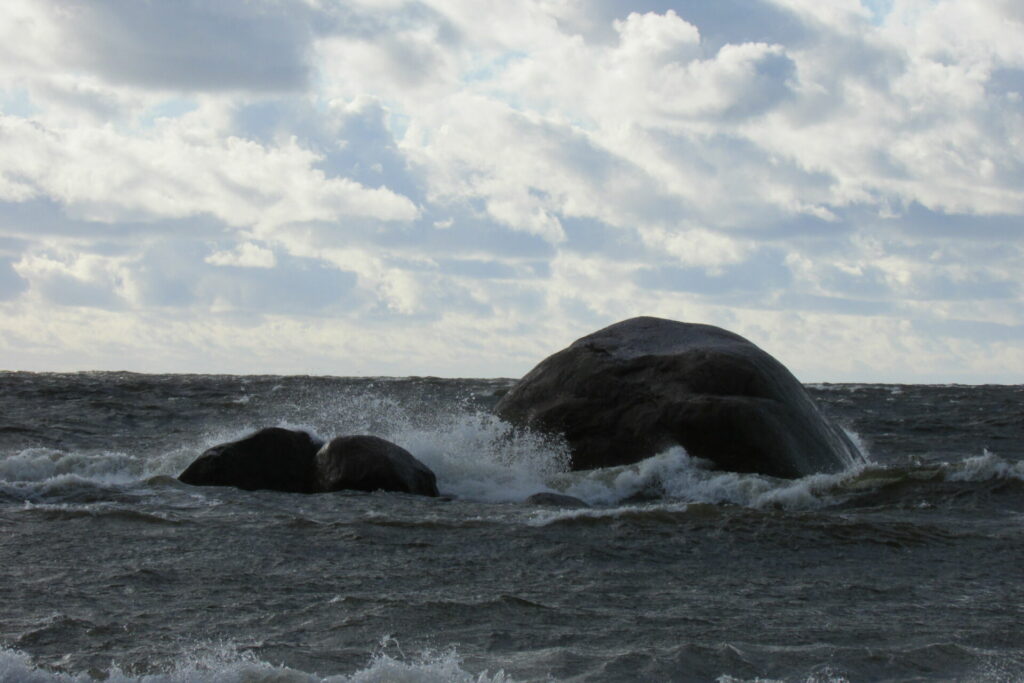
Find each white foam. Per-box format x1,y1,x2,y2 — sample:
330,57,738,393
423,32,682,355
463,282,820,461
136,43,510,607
0,424,313,491
559,448,864,510
344,649,511,683
0,443,213,491
944,450,1024,482
0,409,873,512
0,641,515,683
716,673,850,683
0,448,145,485
527,501,693,526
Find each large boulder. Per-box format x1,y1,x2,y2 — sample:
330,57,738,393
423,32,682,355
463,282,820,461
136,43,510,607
178,427,321,492
495,317,862,478
315,435,440,497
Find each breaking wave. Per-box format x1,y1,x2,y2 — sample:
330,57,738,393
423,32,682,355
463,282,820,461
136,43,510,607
0,640,514,683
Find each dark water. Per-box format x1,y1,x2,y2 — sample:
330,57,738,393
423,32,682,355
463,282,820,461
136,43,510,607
1,372,1023,682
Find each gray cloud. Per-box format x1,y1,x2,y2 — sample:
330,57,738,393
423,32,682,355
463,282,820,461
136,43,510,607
232,96,424,205
771,292,895,317
634,248,792,296
717,49,798,121
0,199,228,241
61,0,313,91
902,271,1019,302
987,67,1024,98
125,240,361,314
894,204,1024,241
26,270,123,310
438,258,550,280
560,216,651,259
312,1,462,44
915,318,1024,343
816,264,892,300
0,257,27,300
195,259,360,314
410,207,558,260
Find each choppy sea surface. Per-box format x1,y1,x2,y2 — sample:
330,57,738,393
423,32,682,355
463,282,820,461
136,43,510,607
1,372,1023,682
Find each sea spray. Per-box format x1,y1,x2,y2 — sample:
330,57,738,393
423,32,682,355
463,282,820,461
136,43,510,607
392,411,570,503
944,449,1024,482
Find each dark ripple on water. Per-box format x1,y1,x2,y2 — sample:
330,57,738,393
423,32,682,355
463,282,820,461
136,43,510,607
1,373,1024,681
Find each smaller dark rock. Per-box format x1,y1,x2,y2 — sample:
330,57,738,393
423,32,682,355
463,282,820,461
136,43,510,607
526,492,589,508
315,435,439,497
178,427,321,493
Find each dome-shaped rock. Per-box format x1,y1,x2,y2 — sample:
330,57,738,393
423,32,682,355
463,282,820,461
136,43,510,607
495,317,862,478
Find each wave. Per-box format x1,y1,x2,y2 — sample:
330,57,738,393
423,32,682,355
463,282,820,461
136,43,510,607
944,450,1024,482
711,641,1024,683
556,447,868,510
0,448,147,485
3,410,1021,514
527,501,695,527
4,632,1019,683
525,445,1024,522
0,640,514,683
16,501,182,525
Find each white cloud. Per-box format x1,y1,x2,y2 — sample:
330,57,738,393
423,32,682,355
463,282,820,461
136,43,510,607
206,242,277,269
613,10,702,63
0,1,63,80
0,110,419,229
640,227,751,268
1,0,1023,381
13,249,133,308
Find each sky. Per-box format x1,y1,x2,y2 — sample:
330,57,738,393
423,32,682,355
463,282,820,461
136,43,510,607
1,0,1022,382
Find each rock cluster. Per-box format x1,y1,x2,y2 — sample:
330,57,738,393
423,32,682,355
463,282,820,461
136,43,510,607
179,317,861,497
179,428,439,497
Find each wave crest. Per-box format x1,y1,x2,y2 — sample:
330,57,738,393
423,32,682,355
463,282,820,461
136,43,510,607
0,639,514,683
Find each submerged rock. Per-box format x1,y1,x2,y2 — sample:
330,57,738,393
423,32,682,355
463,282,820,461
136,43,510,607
178,427,321,492
315,435,440,497
526,492,589,508
495,316,862,478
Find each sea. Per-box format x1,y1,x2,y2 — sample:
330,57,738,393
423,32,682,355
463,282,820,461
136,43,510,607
1,372,1023,682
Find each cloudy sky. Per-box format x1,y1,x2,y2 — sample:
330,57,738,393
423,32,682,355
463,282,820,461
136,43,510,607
1,0,1022,382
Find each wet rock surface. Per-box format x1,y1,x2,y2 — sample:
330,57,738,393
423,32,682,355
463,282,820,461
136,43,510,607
178,427,321,492
496,316,861,478
179,430,439,496
315,435,439,497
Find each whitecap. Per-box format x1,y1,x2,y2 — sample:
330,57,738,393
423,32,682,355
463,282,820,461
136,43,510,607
527,501,693,527
0,640,516,683
943,450,1024,482
559,447,866,510
0,448,144,485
